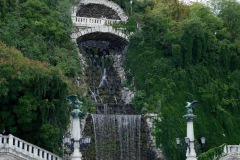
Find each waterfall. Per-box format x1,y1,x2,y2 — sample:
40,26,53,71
80,40,140,159
92,114,141,160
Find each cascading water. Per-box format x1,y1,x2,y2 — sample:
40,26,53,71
92,114,141,160
79,37,141,160
80,40,134,114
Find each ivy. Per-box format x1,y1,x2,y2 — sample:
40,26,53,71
0,41,70,155
198,144,226,160
125,0,240,159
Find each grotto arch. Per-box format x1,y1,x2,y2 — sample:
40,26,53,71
75,31,128,51
74,0,128,21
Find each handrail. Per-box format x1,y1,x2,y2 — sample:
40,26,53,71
224,145,240,154
72,16,122,26
0,134,62,160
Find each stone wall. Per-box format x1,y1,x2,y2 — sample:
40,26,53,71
145,114,164,159
220,145,240,160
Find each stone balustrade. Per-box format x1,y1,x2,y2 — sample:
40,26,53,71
0,134,62,160
224,145,240,154
219,145,240,160
72,16,121,27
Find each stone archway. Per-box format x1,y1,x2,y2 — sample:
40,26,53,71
76,0,128,21
71,25,129,44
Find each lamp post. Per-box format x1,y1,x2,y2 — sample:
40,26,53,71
62,134,72,160
176,101,205,160
65,95,91,160
184,113,197,160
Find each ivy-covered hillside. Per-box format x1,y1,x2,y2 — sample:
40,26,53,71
125,0,240,159
1,0,240,159
0,42,70,154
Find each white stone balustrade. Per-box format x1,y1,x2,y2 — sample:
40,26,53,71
219,145,240,160
72,16,121,27
224,145,240,154
0,134,62,160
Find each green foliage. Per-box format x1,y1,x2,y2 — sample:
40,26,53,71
172,44,182,66
0,0,7,19
219,0,240,39
112,16,138,32
181,18,206,66
0,1,82,154
0,0,79,78
125,0,240,159
198,144,225,160
0,41,70,155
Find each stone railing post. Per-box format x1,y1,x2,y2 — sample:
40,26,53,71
0,134,62,160
227,145,231,153
0,134,3,148
8,134,13,148
223,145,227,154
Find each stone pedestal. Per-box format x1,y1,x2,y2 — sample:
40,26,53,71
184,114,197,160
71,116,82,160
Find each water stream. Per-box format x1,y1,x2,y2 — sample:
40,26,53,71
80,41,134,114
79,39,141,159
92,114,141,160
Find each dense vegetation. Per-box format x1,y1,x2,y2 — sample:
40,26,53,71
0,0,85,155
125,0,240,159
1,0,240,159
0,42,70,154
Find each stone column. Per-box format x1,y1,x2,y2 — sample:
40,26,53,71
184,114,197,160
0,134,3,148
8,134,13,148
71,115,82,160
67,95,83,160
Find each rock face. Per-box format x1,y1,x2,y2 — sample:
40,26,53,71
145,114,164,160
77,4,120,20
79,41,135,114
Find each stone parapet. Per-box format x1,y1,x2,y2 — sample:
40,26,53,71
72,16,121,27
220,145,240,160
0,134,62,160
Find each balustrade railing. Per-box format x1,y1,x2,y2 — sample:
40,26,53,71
73,16,121,26
0,134,62,160
224,145,240,154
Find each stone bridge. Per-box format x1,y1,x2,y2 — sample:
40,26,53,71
71,0,129,47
